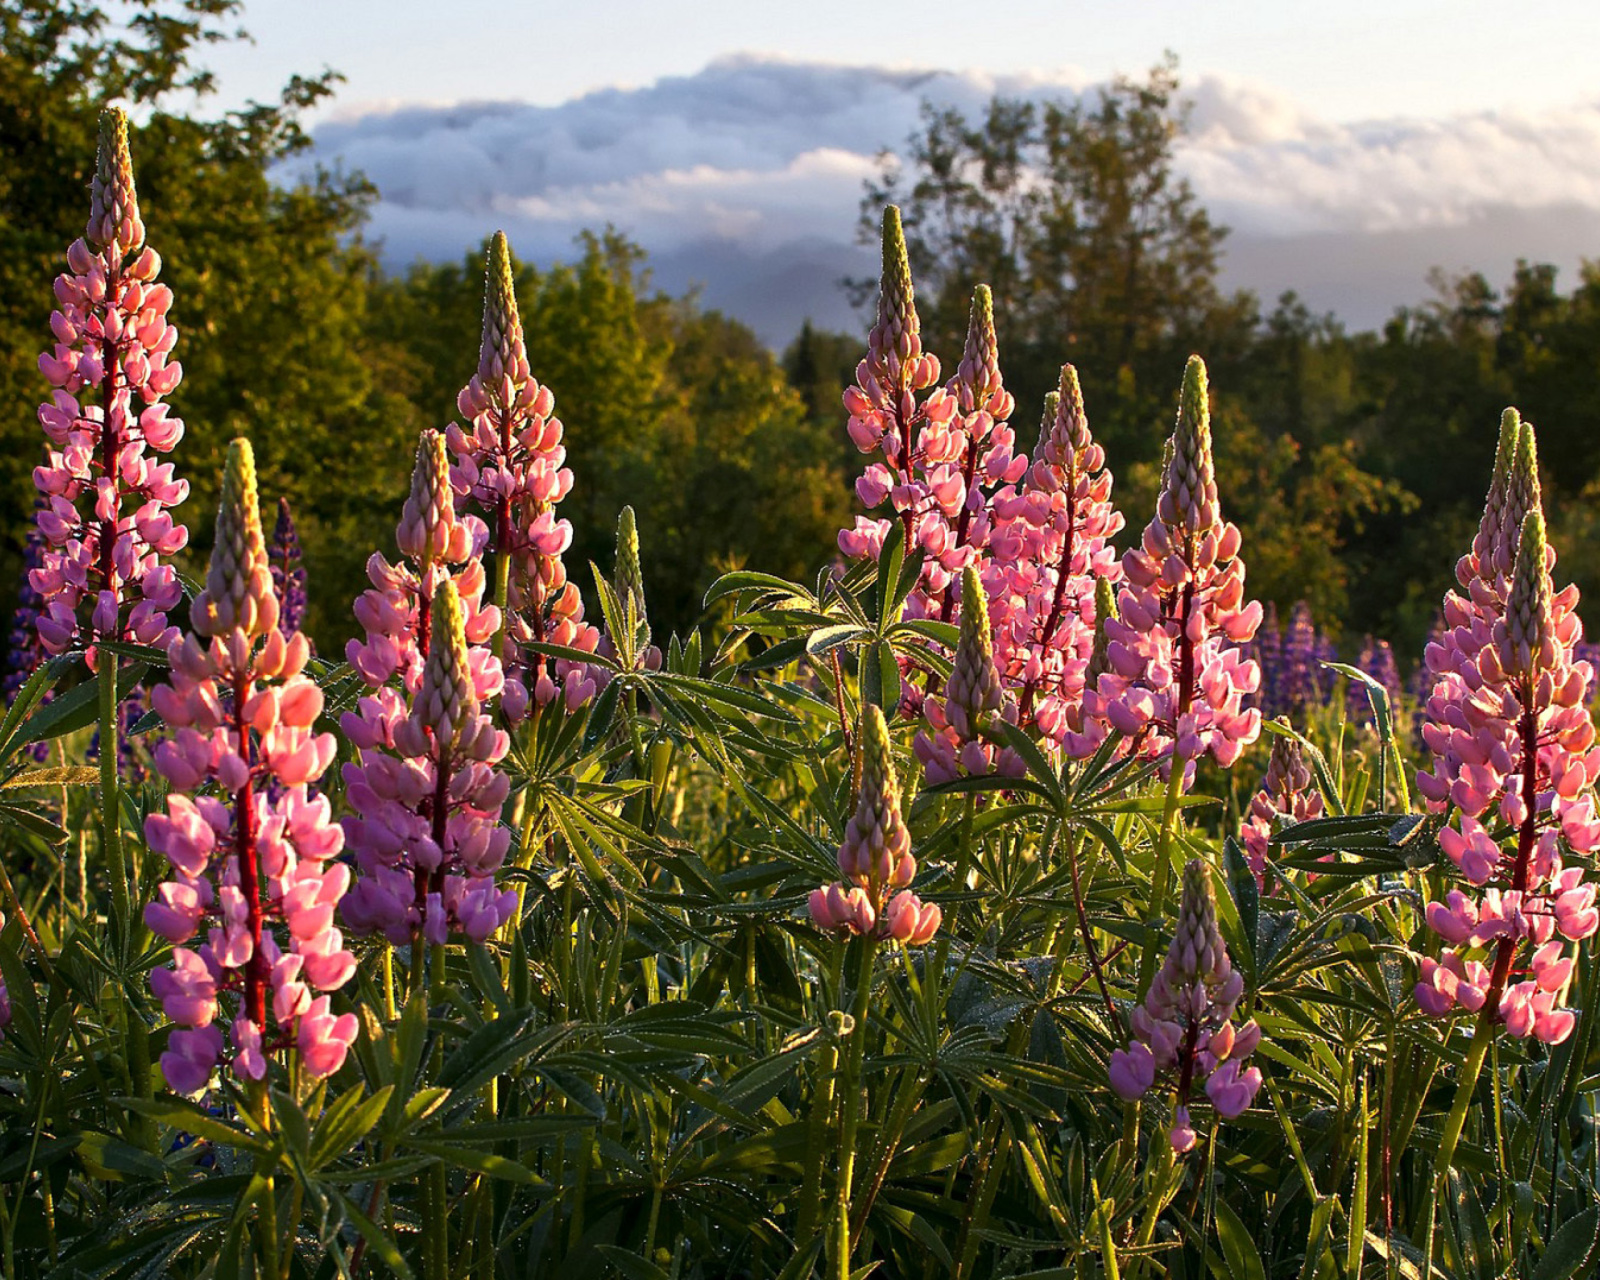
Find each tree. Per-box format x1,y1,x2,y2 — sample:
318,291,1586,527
861,54,1256,454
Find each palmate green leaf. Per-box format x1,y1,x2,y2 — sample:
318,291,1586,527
805,623,871,657
436,1012,576,1097
0,764,100,789
703,569,814,610
405,1139,550,1186
119,1097,271,1156
335,1189,416,1279
309,1084,393,1169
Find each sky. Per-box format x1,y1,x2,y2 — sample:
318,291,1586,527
185,1,1600,344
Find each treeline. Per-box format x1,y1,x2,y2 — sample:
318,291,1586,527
4,4,1598,667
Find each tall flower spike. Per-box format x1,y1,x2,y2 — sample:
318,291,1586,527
342,577,516,947
269,498,308,639
88,108,144,256
1241,729,1324,889
476,231,531,396
615,505,647,632
866,206,922,391
990,364,1123,749
145,439,354,1094
914,565,1021,784
1109,860,1263,1150
195,440,275,640
1416,427,1600,1045
347,427,498,693
1078,356,1261,780
810,704,940,945
447,233,599,715
32,110,188,657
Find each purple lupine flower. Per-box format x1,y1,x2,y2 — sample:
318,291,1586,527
4,511,49,703
1280,601,1322,717
1410,612,1447,749
1314,626,1340,704
269,498,308,640
1108,859,1264,1151
1347,635,1402,725
1248,602,1283,717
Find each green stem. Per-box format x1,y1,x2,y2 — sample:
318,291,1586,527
834,939,877,1279
798,948,845,1244
1420,1019,1495,1279
98,655,127,940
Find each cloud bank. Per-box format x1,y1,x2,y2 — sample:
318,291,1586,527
297,55,1600,344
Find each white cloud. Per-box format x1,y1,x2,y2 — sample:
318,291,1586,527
295,56,1600,342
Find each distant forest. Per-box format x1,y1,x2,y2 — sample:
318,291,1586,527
5,5,1599,671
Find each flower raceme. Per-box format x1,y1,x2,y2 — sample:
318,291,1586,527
1074,356,1262,778
839,213,1025,638
914,565,1022,784
1415,424,1600,1043
1109,860,1263,1152
341,429,515,943
32,108,188,658
446,231,599,715
811,704,941,945
270,497,309,639
1241,731,1324,890
341,577,517,947
986,366,1123,747
143,439,355,1093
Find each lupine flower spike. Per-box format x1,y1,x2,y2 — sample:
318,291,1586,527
1416,424,1600,1043
811,704,941,944
1109,860,1264,1151
1077,357,1262,777
839,220,1024,663
32,108,188,658
447,231,599,715
602,505,660,672
914,565,1021,783
341,578,518,945
1241,729,1324,890
988,365,1123,746
144,439,355,1093
269,498,308,639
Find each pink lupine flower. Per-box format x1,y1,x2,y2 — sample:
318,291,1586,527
445,231,600,714
1075,356,1263,780
341,578,518,946
1414,423,1600,1045
837,218,1025,713
32,108,188,659
144,440,355,1093
914,565,1023,784
986,366,1124,746
1240,731,1324,890
1109,860,1263,1149
346,429,502,693
810,703,940,945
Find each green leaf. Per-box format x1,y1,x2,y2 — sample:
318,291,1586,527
310,1084,392,1169
1212,1198,1267,1280
119,1097,270,1156
1532,1204,1600,1280
593,1247,672,1280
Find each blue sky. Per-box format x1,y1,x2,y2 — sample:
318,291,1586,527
187,2,1600,343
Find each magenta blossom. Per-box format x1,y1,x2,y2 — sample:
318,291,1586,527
1241,731,1324,890
1075,356,1262,781
446,231,599,715
1414,419,1600,1045
1109,860,1263,1151
810,704,940,945
986,366,1124,748
32,108,187,660
144,440,355,1093
340,577,518,946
